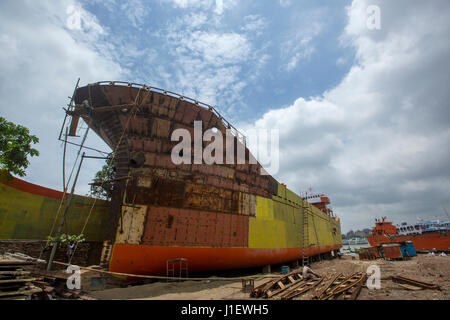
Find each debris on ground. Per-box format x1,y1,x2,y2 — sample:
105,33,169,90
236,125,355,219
250,270,366,300
0,257,42,300
1,252,448,300
391,275,440,290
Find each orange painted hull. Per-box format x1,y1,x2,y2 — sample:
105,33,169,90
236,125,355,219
367,231,450,251
109,244,342,276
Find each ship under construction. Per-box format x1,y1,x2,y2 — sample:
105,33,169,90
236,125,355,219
64,81,342,276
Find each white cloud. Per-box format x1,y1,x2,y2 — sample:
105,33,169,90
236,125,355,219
171,0,210,8
183,31,251,65
215,0,223,15
241,15,267,36
279,0,292,7
281,14,323,71
244,0,450,232
170,0,236,14
160,13,257,111
120,0,149,28
285,41,315,71
0,0,125,193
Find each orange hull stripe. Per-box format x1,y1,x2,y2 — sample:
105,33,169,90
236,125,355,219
109,244,342,276
2,176,65,200
367,233,450,251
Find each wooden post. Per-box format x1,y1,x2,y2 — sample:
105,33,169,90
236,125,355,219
47,153,85,270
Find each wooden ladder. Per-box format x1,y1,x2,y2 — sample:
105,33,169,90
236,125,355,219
302,200,310,266
99,241,113,268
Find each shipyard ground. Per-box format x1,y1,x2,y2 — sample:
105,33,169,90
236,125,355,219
81,254,449,300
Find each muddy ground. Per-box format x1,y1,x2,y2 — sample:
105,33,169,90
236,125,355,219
82,254,449,300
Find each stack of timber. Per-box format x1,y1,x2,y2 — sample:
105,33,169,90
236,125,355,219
250,269,324,300
312,272,367,300
0,258,42,300
4,252,85,299
252,271,367,300
279,277,323,300
251,270,304,299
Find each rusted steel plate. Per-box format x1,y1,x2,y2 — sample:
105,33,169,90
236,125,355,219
182,103,200,125
174,100,188,122
129,137,144,152
129,200,250,247
198,107,212,126
151,118,171,138
143,138,160,153
172,122,194,139
219,213,231,247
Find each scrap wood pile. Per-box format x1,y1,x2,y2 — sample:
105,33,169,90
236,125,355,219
251,270,367,300
2,252,85,299
0,258,42,300
31,268,83,299
312,272,367,300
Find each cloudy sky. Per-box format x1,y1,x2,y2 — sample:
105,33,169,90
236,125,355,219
1,0,449,233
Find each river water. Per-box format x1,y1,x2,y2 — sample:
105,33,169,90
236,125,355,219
340,243,371,255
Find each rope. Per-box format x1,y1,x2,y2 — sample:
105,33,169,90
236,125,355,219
10,253,281,282
69,87,150,264
34,84,87,269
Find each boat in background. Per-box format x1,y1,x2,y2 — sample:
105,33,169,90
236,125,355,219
366,217,450,251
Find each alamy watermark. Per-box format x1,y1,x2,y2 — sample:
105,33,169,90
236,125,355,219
66,5,83,30
366,5,381,30
366,265,381,290
66,265,81,290
171,121,279,176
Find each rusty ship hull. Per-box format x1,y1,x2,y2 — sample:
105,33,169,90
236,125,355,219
70,81,342,276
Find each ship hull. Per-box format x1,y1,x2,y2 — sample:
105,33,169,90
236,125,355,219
71,82,343,276
110,243,342,275
367,232,450,251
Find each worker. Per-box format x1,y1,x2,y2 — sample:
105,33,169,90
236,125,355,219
302,264,320,280
66,242,75,263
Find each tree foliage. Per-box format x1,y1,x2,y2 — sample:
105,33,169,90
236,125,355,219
0,117,39,181
88,153,115,200
47,233,85,246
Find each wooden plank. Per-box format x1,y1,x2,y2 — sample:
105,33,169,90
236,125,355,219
0,271,31,276
0,287,42,298
391,275,440,290
280,277,323,300
349,279,365,300
68,115,80,136
0,278,39,285
328,273,366,298
313,273,341,299
396,283,423,291
267,278,304,298
0,260,34,266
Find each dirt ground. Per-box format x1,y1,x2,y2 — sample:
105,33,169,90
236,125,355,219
84,254,449,300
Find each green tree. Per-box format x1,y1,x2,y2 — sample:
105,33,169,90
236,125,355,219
0,117,39,182
88,153,115,200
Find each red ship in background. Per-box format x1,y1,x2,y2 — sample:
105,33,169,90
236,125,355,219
366,217,450,251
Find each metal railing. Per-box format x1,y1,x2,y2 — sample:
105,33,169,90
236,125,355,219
90,81,247,146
